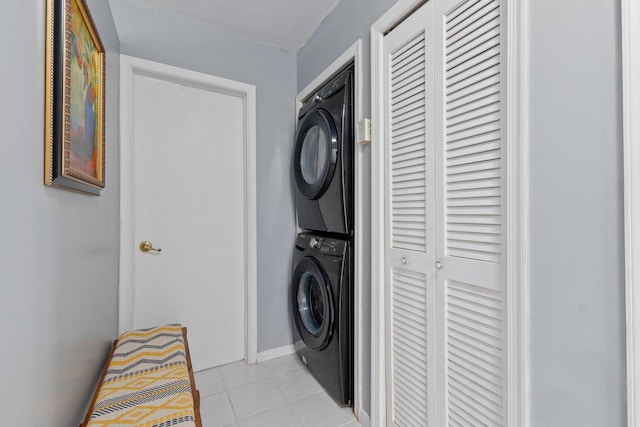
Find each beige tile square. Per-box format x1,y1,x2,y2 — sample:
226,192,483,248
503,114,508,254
199,392,237,427
220,360,273,389
195,368,226,397
274,368,324,402
290,392,355,427
227,379,287,420
263,354,305,376
237,405,302,427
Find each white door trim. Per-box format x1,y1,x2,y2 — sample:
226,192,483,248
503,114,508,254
504,0,530,424
296,39,365,419
623,0,640,424
118,54,258,365
370,1,529,425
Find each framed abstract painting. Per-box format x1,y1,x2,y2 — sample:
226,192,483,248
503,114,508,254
45,0,105,195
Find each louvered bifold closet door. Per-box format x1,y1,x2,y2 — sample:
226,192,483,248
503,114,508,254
433,0,507,425
383,3,437,426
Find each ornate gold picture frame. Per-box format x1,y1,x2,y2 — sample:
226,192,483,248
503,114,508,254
45,0,105,195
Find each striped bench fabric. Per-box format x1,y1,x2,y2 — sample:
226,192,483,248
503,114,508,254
81,325,202,427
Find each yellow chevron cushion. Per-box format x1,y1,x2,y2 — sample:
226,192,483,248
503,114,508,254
87,325,196,427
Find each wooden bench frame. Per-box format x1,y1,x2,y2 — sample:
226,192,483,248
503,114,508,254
80,327,202,427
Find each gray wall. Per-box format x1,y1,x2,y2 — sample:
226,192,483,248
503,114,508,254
108,0,298,352
296,0,398,415
0,1,120,426
528,0,626,424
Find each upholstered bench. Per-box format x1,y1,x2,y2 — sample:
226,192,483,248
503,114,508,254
80,325,202,427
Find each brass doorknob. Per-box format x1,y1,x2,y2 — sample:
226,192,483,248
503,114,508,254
139,241,162,253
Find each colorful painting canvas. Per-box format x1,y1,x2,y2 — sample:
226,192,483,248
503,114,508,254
69,0,100,178
45,0,105,195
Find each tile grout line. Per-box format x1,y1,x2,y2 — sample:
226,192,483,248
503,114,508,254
288,401,306,427
224,389,240,425
195,370,226,400
227,358,312,425
222,370,242,425
226,368,290,424
272,377,306,426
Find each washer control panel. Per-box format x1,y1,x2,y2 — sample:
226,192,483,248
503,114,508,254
309,237,320,249
297,234,346,256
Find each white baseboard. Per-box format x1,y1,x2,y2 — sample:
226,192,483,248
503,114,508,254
256,344,296,363
357,408,371,427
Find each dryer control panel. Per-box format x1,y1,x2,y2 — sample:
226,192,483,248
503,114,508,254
318,70,351,100
299,68,353,119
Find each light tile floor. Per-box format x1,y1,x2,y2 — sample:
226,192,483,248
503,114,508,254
194,354,361,427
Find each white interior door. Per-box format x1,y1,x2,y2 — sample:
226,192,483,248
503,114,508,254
434,0,506,423
126,64,247,372
383,3,436,425
383,0,507,424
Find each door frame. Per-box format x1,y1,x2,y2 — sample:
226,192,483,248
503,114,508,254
118,55,258,364
623,0,640,424
370,0,529,425
296,40,364,420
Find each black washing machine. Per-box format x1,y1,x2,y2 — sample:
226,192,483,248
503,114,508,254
291,232,352,406
294,66,353,235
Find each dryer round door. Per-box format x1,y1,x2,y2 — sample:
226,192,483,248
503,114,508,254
291,256,334,350
294,109,338,200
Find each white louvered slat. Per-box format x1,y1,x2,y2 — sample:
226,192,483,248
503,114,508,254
446,0,492,28
449,82,499,112
392,66,425,93
393,105,426,125
448,141,499,159
393,102,426,124
446,1,499,43
393,31,425,61
448,158,501,177
394,87,428,112
391,268,428,426
394,137,423,154
447,60,500,97
393,145,425,161
390,30,428,253
447,132,500,153
448,55,500,94
448,150,500,169
393,73,425,100
447,15,500,55
394,48,426,72
447,101,500,128
393,92,426,115
448,121,500,148
447,112,501,136
447,91,500,120
448,30,500,69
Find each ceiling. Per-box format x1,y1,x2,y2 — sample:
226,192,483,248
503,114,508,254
119,0,342,52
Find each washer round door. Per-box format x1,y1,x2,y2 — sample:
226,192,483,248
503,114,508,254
294,109,338,200
291,256,334,350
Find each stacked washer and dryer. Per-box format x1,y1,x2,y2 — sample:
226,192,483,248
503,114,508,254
291,65,354,407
